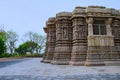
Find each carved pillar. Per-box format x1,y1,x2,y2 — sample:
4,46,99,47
70,17,87,65
110,19,120,62
106,18,112,36
112,20,120,56
86,18,94,36
43,17,56,63
51,12,72,65
105,18,116,60
41,27,48,62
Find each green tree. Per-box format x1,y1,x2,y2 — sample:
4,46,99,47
15,41,38,54
0,27,7,54
0,28,7,41
23,31,46,53
0,32,6,41
0,36,6,55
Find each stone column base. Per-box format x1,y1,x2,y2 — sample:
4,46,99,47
42,59,51,63
42,52,54,63
40,59,44,62
85,60,105,66
51,60,69,65
69,61,85,66
104,60,120,66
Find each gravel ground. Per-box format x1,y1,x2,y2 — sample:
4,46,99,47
0,58,120,80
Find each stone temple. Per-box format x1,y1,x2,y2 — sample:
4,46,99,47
42,6,120,66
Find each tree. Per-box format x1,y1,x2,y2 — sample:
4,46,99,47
15,43,27,54
0,36,6,55
15,41,38,54
30,33,46,53
0,27,7,41
24,31,34,42
24,31,46,53
6,30,18,54
0,27,7,54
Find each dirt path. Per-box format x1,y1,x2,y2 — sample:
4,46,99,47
0,58,23,62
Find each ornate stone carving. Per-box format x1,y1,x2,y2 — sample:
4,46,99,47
86,18,94,24
42,6,120,66
62,27,67,38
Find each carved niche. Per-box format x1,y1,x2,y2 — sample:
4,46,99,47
112,20,120,38
62,27,68,39
74,25,87,38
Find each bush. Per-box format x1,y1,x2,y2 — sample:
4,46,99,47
0,53,44,58
25,53,44,57
0,53,24,58
0,53,11,58
0,37,6,55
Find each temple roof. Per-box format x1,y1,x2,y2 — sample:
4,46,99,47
72,6,120,16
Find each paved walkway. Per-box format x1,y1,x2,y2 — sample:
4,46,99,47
0,58,120,80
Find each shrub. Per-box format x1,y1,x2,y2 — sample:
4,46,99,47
0,37,6,55
25,53,44,57
0,53,11,58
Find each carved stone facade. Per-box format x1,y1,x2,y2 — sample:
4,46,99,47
42,6,120,66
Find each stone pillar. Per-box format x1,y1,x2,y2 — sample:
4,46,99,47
112,20,120,59
43,17,56,63
86,18,94,36
51,12,72,65
70,17,87,66
70,7,87,66
41,27,48,62
105,18,117,61
106,18,112,36
69,6,88,65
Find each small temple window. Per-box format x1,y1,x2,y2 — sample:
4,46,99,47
93,20,106,35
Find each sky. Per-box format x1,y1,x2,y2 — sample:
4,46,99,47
0,0,120,45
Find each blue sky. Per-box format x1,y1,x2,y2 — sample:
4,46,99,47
0,0,120,44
